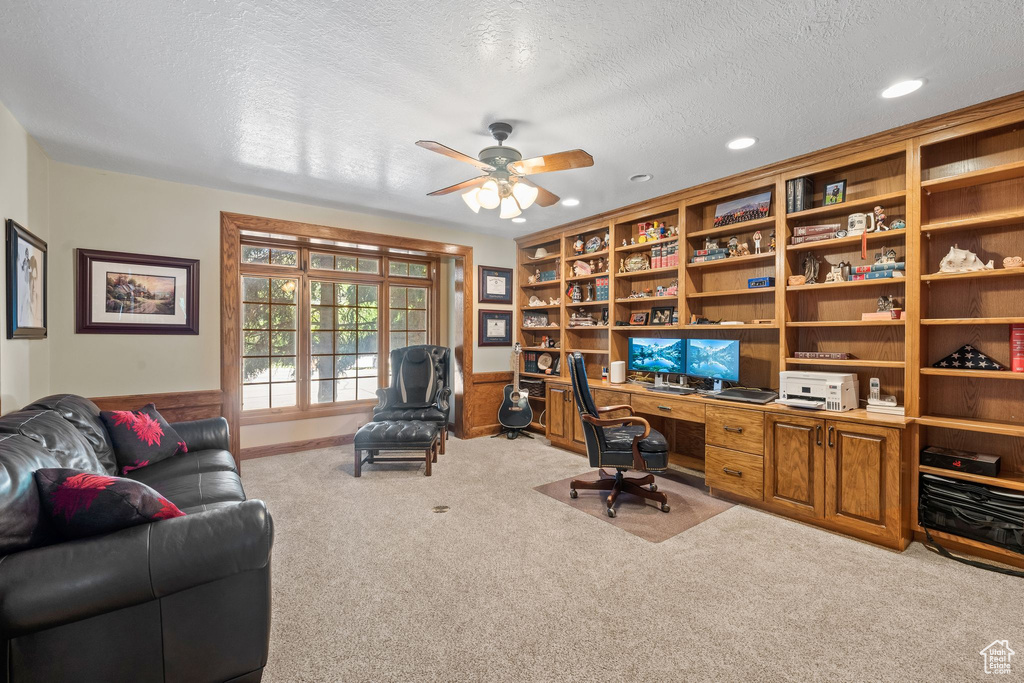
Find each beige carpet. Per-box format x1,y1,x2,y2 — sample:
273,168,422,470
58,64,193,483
243,435,1024,682
534,470,733,542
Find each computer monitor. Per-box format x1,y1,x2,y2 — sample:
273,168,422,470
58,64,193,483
627,337,686,375
685,339,740,383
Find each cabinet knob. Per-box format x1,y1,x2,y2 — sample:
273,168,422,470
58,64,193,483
724,426,743,433
723,467,743,477
658,405,671,411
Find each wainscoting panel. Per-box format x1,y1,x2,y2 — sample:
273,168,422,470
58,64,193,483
90,389,225,424
464,372,512,438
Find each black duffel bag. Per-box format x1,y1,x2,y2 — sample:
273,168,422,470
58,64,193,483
919,473,1024,555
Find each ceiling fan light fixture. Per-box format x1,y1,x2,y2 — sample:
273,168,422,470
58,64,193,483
499,195,522,219
511,180,539,210
477,180,501,210
461,188,482,213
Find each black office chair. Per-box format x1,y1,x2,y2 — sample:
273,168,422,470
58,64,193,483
567,352,670,517
374,345,452,452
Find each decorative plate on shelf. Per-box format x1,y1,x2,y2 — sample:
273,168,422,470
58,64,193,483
537,353,553,370
585,236,603,253
624,253,650,272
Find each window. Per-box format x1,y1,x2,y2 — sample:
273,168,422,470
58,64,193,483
239,243,437,418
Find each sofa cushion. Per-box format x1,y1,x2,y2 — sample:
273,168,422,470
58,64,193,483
117,449,236,487
25,394,117,474
0,409,105,473
99,404,186,475
0,433,63,553
34,468,185,540
127,469,246,512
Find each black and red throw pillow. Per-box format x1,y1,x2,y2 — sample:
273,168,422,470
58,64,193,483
99,404,188,475
34,468,185,539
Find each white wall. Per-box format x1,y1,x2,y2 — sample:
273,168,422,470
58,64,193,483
45,162,515,446
0,100,50,411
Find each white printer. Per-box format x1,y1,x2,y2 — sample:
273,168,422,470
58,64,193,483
777,371,860,412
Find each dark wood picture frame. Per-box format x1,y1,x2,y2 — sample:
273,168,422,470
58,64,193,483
478,309,512,346
824,179,847,205
6,219,47,340
650,305,675,326
478,265,513,304
629,312,649,326
76,248,200,335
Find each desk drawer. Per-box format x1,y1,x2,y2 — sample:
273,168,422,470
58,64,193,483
631,393,705,423
705,446,763,500
706,406,764,455
593,388,631,417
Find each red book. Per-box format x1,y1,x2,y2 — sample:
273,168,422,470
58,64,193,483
1012,324,1024,372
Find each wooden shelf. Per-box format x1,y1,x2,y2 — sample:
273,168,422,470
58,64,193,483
566,249,608,261
787,319,904,327
615,238,678,254
520,280,561,289
520,305,559,311
687,252,774,269
567,325,610,331
786,358,905,368
921,368,1024,380
523,253,560,265
921,317,1024,326
680,323,778,330
916,415,1024,438
921,268,1024,283
785,230,906,252
686,286,775,299
921,209,1024,234
566,300,609,307
521,325,559,331
785,190,907,221
789,277,906,291
921,159,1024,192
615,265,678,280
564,271,610,282
613,296,676,304
687,215,775,239
918,465,1024,493
567,348,609,355
520,346,557,352
527,395,546,402
522,371,557,379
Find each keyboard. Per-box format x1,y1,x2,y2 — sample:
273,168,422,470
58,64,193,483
647,385,697,395
713,388,779,405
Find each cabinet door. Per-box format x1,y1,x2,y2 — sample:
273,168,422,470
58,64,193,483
547,386,569,441
570,390,586,446
765,414,825,518
825,421,901,540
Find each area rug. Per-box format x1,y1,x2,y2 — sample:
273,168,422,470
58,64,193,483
534,469,733,542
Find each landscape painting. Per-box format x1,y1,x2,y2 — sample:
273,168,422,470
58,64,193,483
106,271,176,315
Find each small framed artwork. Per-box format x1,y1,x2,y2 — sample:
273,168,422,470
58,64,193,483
650,305,675,326
6,220,47,339
629,312,649,326
479,309,513,346
713,191,772,228
823,180,847,205
478,266,513,304
523,311,549,328
76,249,200,334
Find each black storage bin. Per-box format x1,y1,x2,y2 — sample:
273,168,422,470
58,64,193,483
919,473,1024,555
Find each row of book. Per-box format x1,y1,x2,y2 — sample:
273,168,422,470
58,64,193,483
594,277,609,302
691,247,729,263
794,351,853,360
786,177,814,213
651,243,679,268
790,223,840,244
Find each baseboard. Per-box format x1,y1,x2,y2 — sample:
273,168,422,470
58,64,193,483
465,423,504,439
241,433,355,460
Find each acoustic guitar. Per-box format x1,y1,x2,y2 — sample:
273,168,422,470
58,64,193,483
497,342,534,432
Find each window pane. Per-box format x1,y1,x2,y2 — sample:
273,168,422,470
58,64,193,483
336,256,357,272
358,258,379,274
356,354,377,373
389,261,409,277
270,249,298,266
311,380,334,404
358,308,378,330
311,355,334,379
270,305,295,330
335,355,356,378
242,358,269,384
242,384,270,410
391,309,407,331
271,357,296,382
311,330,333,354
409,263,428,278
335,378,357,402
243,277,269,302
311,306,333,331
358,285,378,307
310,253,334,270
358,376,378,400
336,307,357,330
243,303,269,330
336,283,356,306
407,331,426,346
271,382,297,407
271,278,298,304
408,310,426,331
271,331,296,356
336,330,357,355
243,331,269,356
357,331,378,354
390,332,407,351
408,287,426,308
241,246,270,264
390,287,406,308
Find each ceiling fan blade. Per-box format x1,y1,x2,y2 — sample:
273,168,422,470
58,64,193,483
416,141,495,171
427,176,489,196
518,178,559,207
508,149,594,175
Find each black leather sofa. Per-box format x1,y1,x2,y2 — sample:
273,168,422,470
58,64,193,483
0,394,273,683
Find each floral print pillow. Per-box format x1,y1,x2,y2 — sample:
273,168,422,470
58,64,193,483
99,404,187,475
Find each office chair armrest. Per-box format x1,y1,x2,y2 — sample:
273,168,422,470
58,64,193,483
581,413,650,471
596,404,634,415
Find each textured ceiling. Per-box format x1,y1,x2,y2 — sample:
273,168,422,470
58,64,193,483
1,1,1022,236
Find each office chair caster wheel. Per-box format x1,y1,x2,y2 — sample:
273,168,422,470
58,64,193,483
606,507,616,518
569,489,578,499
649,483,658,492
660,503,670,513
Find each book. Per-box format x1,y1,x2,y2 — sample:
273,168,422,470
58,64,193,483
794,177,814,212
791,233,836,245
852,262,905,273
792,223,841,237
867,403,905,416
794,351,853,360
786,179,795,214
861,309,903,320
850,271,895,281
691,253,729,263
692,247,730,257
1012,323,1024,372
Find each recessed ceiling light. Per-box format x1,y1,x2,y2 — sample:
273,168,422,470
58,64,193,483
562,198,580,207
630,174,653,183
727,137,757,150
881,79,924,98
511,217,526,223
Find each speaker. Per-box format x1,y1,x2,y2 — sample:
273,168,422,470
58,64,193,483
610,361,626,384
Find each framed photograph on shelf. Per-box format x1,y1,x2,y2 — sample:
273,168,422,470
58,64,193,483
76,249,200,334
823,180,847,205
478,266,513,304
650,305,675,326
522,311,549,328
6,219,47,339
629,312,649,326
713,191,772,228
478,309,512,346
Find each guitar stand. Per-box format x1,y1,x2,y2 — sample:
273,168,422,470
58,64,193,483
491,427,534,440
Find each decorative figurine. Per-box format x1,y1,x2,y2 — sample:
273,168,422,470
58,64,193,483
801,252,821,284
656,285,665,297
824,261,846,283
1004,256,1024,269
622,238,628,247
727,235,739,257
890,219,906,230
619,259,627,273
584,282,594,302
527,273,537,284
877,295,895,312
528,295,546,306
938,244,994,273
753,230,762,254
596,257,605,272
604,231,611,249
873,205,888,231
875,248,898,265
769,230,776,252
704,237,719,251
737,242,751,257
548,296,561,305
573,236,585,255
571,283,582,303
573,260,592,277
630,237,636,245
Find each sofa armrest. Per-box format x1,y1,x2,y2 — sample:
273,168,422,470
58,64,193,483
172,417,230,452
374,386,400,414
0,500,272,638
436,385,452,413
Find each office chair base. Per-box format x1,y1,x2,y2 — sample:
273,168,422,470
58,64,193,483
569,468,670,515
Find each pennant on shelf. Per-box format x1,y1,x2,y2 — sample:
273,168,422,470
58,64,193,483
932,344,1006,371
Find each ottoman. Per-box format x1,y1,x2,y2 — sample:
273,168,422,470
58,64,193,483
354,420,440,477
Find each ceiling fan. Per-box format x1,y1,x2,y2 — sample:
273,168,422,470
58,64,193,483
416,122,594,219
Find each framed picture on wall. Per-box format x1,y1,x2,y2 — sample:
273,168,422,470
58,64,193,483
75,249,200,334
478,266,513,304
6,219,47,339
478,309,512,346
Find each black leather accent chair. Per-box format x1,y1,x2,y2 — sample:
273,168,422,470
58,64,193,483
567,353,671,517
373,344,452,452
0,394,273,683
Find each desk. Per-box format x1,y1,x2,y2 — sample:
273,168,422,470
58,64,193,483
544,378,911,549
